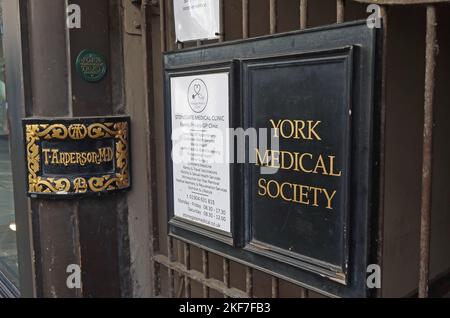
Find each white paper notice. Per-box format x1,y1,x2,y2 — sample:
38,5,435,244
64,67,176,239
171,73,231,233
173,0,220,42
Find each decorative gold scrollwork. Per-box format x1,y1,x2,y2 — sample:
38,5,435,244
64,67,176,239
74,177,88,193
114,122,129,189
88,176,120,192
35,177,71,193
36,124,69,140
68,124,88,140
26,125,41,193
88,123,116,139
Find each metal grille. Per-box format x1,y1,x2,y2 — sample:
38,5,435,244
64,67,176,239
150,0,445,298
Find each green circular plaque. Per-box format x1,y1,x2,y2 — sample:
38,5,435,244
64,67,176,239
75,50,107,82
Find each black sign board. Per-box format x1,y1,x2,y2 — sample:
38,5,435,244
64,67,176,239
23,116,131,197
244,48,353,283
164,21,381,297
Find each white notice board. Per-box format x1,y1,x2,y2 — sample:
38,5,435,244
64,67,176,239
170,72,231,233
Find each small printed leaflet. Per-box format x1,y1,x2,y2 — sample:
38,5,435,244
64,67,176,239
173,0,220,42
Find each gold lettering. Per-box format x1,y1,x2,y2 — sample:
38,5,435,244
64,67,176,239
299,153,313,173
280,182,292,202
309,187,322,207
308,120,322,140
269,119,282,138
298,185,309,205
267,180,279,199
51,149,59,164
255,148,270,166
256,150,342,178
294,120,307,140
76,153,82,166
323,189,337,210
256,178,337,210
280,120,294,139
270,150,280,168
81,153,87,165
65,153,71,166
268,119,321,141
313,155,329,175
258,178,267,196
280,151,294,170
252,119,340,211
329,156,342,177
106,147,113,161
41,147,114,166
42,149,51,165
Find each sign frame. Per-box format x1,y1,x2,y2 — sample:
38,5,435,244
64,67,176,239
164,20,382,298
242,47,355,285
23,116,131,198
164,61,244,247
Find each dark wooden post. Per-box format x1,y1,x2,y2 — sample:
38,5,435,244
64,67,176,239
4,0,131,298
25,0,83,298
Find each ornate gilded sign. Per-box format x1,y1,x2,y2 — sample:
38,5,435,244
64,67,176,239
23,117,131,197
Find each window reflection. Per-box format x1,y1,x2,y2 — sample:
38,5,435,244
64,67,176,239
0,7,19,287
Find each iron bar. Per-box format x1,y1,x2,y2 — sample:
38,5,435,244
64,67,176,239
271,277,279,298
154,254,249,298
166,0,177,50
202,250,210,298
143,0,162,297
300,287,309,298
336,0,345,23
184,243,191,298
245,267,253,297
167,237,175,297
242,0,249,39
159,0,166,52
223,258,230,298
375,5,388,298
270,0,277,34
219,0,225,42
418,5,437,299
300,0,308,30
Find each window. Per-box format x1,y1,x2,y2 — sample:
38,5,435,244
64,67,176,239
0,5,19,294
